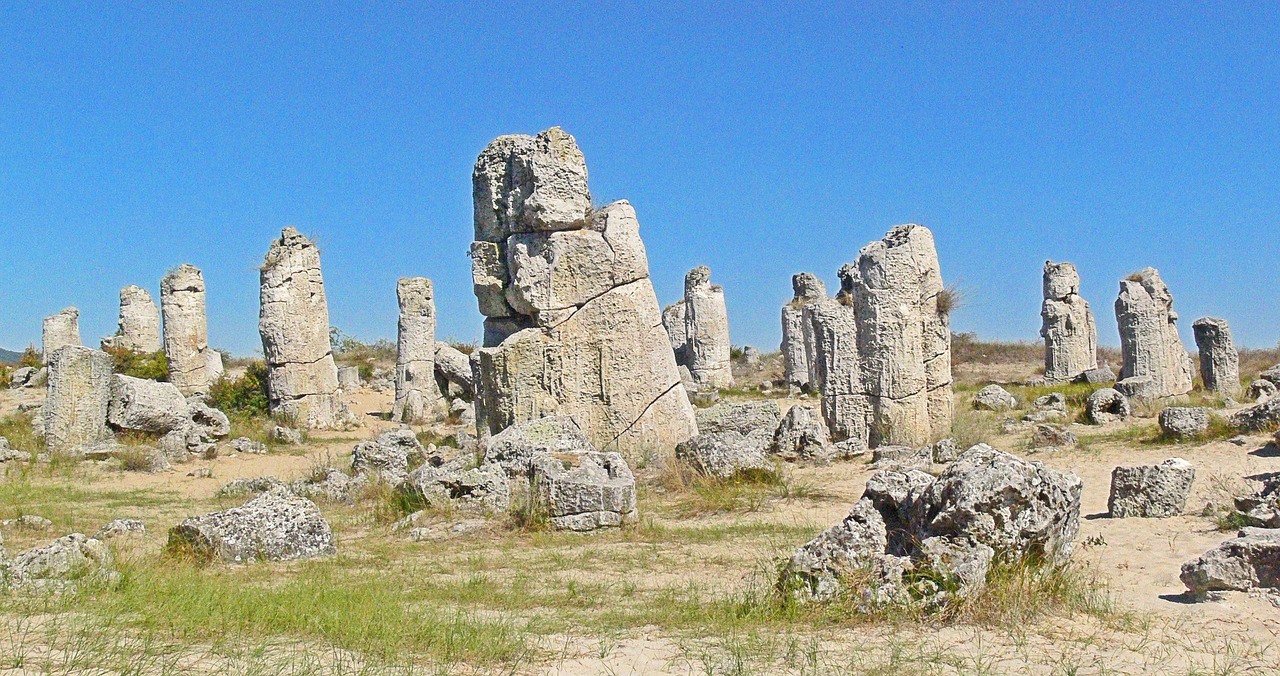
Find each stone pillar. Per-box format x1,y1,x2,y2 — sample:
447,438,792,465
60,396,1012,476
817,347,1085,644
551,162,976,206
1192,317,1240,397
103,286,162,354
662,302,689,366
161,265,212,394
42,308,81,363
683,266,734,389
804,297,864,442
259,228,350,429
469,127,697,455
848,224,952,447
44,345,112,456
781,273,826,392
1040,261,1098,383
1115,267,1194,400
393,277,444,423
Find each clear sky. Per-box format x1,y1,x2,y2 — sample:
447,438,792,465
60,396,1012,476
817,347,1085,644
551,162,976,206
1,3,1276,356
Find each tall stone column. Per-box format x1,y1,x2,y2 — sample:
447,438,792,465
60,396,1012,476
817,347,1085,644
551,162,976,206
42,307,81,363
469,127,697,456
161,265,212,394
781,272,826,392
103,285,162,354
1040,261,1098,383
1115,267,1194,400
1192,317,1240,397
393,277,445,423
259,228,351,429
804,296,864,442
44,345,112,456
662,302,689,367
683,266,734,390
848,224,952,447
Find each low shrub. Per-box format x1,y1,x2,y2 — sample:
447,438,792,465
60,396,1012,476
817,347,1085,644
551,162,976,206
102,346,169,381
209,362,270,417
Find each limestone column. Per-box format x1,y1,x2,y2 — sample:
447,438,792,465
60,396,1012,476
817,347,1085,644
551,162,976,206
42,307,81,363
1192,317,1240,397
104,286,162,353
781,273,826,392
683,266,734,389
1115,267,1194,399
44,345,112,456
161,265,212,394
393,277,445,423
1040,261,1098,383
259,228,350,429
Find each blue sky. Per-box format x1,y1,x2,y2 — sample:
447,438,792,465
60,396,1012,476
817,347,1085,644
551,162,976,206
1,3,1276,356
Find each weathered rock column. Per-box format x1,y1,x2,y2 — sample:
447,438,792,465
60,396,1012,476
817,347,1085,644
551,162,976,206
259,228,350,429
781,273,826,392
103,286,162,354
683,266,734,389
42,308,81,363
393,277,444,423
849,224,953,446
1115,268,1194,399
161,265,212,394
469,127,697,455
1192,317,1240,397
44,345,112,456
805,296,864,442
1040,261,1098,382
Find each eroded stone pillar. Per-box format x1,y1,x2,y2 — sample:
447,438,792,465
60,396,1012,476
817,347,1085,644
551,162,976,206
1192,317,1239,397
393,277,445,423
44,345,112,455
103,286,162,354
42,308,81,363
1115,267,1194,400
259,228,351,429
781,273,826,392
161,265,212,394
683,266,733,390
1041,261,1098,383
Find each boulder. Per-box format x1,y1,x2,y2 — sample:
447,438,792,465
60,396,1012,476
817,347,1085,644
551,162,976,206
870,444,933,470
229,437,267,454
778,498,905,604
337,366,361,391
695,400,782,436
1108,458,1195,518
8,366,36,389
1085,388,1130,424
167,487,336,563
483,415,594,476
676,431,775,479
931,438,961,464
351,428,424,485
1232,475,1280,528
291,468,365,504
770,404,832,462
1032,392,1067,412
107,374,189,433
1230,398,1280,433
399,461,509,513
272,426,304,446
7,533,116,592
1158,407,1211,439
1181,528,1280,596
1248,379,1278,403
1076,365,1116,385
94,519,145,540
973,385,1017,411
433,342,474,397
1030,423,1077,448
530,451,637,531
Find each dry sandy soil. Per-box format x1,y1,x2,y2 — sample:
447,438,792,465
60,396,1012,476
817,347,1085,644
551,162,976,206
0,359,1278,674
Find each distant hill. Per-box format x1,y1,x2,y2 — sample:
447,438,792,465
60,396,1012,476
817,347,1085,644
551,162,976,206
0,348,22,365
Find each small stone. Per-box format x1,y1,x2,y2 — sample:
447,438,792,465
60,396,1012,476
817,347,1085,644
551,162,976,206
229,437,268,454
94,519,145,540
187,467,212,478
272,426,304,446
1248,379,1278,403
1181,528,1280,596
1031,423,1077,448
1086,388,1130,424
2,515,53,531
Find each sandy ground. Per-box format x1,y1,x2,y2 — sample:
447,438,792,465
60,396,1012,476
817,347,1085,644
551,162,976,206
2,364,1280,673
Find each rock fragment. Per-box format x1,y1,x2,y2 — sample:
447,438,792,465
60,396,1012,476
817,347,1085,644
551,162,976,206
1158,407,1211,439
1181,528,1280,596
1085,388,1130,424
1040,261,1098,383
530,451,637,531
973,385,1017,411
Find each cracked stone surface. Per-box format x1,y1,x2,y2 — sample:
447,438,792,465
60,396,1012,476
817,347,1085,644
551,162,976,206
259,228,351,429
1115,267,1193,400
470,128,696,456
44,345,112,456
781,272,827,392
1040,261,1098,383
393,277,444,423
161,265,213,394
682,266,733,389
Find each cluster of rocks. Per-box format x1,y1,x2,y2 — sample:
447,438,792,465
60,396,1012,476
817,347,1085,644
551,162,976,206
468,128,697,456
664,266,734,390
107,374,233,461
6,365,46,389
675,400,867,478
779,444,1082,607
0,532,120,594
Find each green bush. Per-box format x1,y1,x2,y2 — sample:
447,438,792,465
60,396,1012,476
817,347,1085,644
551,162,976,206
209,362,270,417
103,346,169,381
17,345,41,369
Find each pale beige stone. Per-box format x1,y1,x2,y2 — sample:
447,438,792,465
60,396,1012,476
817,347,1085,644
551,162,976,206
161,266,212,394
